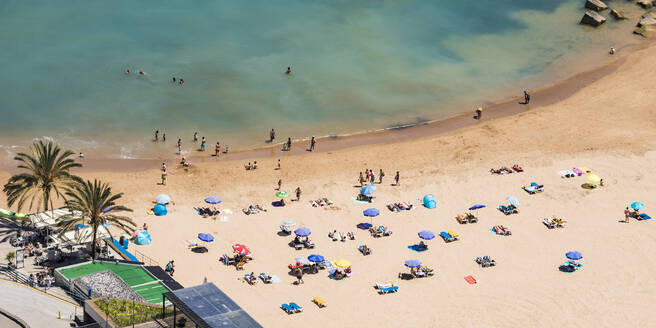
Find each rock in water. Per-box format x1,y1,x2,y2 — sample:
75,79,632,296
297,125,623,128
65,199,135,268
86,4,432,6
580,10,607,27
634,26,655,37
610,9,626,20
585,0,608,11
637,11,656,27
636,0,655,10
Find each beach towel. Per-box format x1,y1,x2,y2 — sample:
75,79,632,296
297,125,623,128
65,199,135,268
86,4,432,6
464,275,477,284
350,197,371,204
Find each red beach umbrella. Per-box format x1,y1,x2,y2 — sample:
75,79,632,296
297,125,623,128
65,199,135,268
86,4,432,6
232,244,251,255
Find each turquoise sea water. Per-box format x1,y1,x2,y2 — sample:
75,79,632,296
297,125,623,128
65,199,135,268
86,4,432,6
0,0,644,158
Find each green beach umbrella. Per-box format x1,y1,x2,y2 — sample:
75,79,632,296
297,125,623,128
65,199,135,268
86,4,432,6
276,191,290,199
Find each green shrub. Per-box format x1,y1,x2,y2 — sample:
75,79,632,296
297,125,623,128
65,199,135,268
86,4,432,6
94,298,174,327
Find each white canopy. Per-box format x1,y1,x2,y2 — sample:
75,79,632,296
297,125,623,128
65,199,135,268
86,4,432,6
48,225,110,246
28,208,83,229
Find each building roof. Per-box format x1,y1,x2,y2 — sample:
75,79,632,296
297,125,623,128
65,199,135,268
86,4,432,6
164,283,262,328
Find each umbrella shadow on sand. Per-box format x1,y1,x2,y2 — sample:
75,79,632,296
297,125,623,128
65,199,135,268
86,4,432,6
580,183,598,190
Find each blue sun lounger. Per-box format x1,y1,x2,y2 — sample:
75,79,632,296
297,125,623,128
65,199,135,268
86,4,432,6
379,286,399,294
440,231,454,242
289,302,303,312
281,303,295,314
638,213,652,220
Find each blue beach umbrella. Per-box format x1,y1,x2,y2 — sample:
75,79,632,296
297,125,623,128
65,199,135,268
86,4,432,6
135,232,151,245
294,227,311,237
566,251,582,260
469,204,485,210
404,259,422,268
308,254,325,263
423,194,436,209
75,223,89,229
363,208,380,217
153,204,167,216
198,233,214,242
361,184,377,195
282,220,296,227
102,206,113,213
356,223,373,230
418,230,435,240
155,194,171,204
204,196,222,204
506,196,519,207
631,202,645,210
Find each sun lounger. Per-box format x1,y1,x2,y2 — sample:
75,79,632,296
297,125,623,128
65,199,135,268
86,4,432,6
359,245,372,255
466,213,478,223
186,240,198,248
235,262,245,270
638,213,652,220
279,225,292,234
559,170,575,178
379,286,399,294
542,218,556,229
572,168,584,176
440,232,454,242
244,274,257,285
259,273,272,283
447,230,459,240
456,214,468,224
281,303,295,314
579,166,591,174
289,302,303,312
313,297,327,308
376,282,393,289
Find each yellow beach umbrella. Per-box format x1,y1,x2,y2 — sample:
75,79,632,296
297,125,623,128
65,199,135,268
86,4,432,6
586,173,601,184
333,259,351,268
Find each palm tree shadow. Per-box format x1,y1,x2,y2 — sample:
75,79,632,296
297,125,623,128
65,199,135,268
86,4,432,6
0,218,29,243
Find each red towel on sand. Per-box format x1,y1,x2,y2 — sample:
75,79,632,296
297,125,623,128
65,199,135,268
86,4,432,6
464,275,477,284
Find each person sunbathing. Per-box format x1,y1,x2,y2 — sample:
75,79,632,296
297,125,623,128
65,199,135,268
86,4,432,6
512,164,523,172
490,168,502,174
245,162,252,170
340,233,347,242
328,230,336,240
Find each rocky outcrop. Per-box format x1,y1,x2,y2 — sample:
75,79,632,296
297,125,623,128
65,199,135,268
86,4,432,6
580,10,607,27
637,11,656,27
634,26,655,37
636,0,655,10
585,0,608,11
610,9,626,20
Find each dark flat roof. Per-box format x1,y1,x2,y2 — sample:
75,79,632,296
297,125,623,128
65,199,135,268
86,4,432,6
164,283,262,328
144,266,184,291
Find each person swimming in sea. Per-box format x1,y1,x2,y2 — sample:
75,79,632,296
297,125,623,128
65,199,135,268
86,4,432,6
139,70,146,75
172,77,176,83
125,69,131,75
179,79,184,86
285,67,291,75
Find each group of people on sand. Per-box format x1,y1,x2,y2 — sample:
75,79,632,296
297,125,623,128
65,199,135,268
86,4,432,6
359,169,385,186
328,230,355,242
624,206,642,223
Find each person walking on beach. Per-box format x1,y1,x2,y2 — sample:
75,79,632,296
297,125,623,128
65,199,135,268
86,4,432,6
295,268,303,284
277,159,281,170
163,133,166,142
394,171,400,186
295,187,302,201
287,137,292,151
277,179,282,191
370,171,375,184
309,136,316,151
624,207,631,223
359,172,364,187
523,90,531,105
177,138,182,154
166,260,175,276
270,129,275,142
193,132,198,142
155,130,159,141
215,142,220,157
379,169,385,184
161,169,167,186
161,162,167,172
201,137,206,151
475,107,483,120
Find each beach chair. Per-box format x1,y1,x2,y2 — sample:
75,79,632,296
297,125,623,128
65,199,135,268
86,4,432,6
413,270,426,278
289,302,303,312
235,262,245,270
313,297,327,308
244,274,257,285
304,240,315,249
440,231,454,242
447,230,459,240
359,245,372,255
638,213,652,220
456,214,468,224
572,168,584,176
466,213,478,223
421,266,435,276
379,286,399,294
542,219,556,229
279,225,292,234
281,303,295,314
186,240,198,249
259,273,272,283
376,282,393,289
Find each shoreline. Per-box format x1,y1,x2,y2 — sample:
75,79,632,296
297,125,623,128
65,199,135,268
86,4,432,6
18,40,649,174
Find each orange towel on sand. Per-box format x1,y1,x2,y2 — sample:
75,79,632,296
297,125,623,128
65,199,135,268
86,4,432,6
464,275,477,284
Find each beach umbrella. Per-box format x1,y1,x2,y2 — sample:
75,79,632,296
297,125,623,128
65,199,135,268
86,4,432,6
404,259,422,268
423,194,436,209
232,244,251,255
566,251,582,260
294,227,311,237
308,254,325,263
360,184,376,195
75,223,89,229
333,259,351,268
102,206,113,213
356,223,373,230
468,204,485,210
282,220,296,227
631,202,645,210
276,191,289,199
295,257,310,265
363,208,380,217
506,196,519,207
155,194,171,204
135,232,151,245
204,196,221,204
586,174,601,184
418,230,435,240
198,233,214,242
153,204,167,216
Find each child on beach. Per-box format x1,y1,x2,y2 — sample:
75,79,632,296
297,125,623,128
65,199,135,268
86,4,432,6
161,170,167,185
193,132,198,142
395,171,400,186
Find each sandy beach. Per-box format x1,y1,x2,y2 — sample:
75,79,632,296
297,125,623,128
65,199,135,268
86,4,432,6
2,39,656,327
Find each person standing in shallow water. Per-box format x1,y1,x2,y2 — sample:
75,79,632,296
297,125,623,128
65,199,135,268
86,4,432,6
523,90,531,104
270,129,275,142
309,136,316,151
287,138,292,151
193,132,198,142
475,107,483,120
155,130,159,141
286,67,291,75
215,142,220,157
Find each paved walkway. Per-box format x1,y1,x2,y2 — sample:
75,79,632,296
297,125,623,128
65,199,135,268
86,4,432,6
0,279,78,327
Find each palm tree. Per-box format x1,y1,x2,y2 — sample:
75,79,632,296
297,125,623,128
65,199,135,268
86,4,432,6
3,139,81,215
57,179,135,259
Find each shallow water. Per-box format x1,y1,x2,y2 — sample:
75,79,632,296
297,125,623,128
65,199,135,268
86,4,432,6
0,0,645,158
